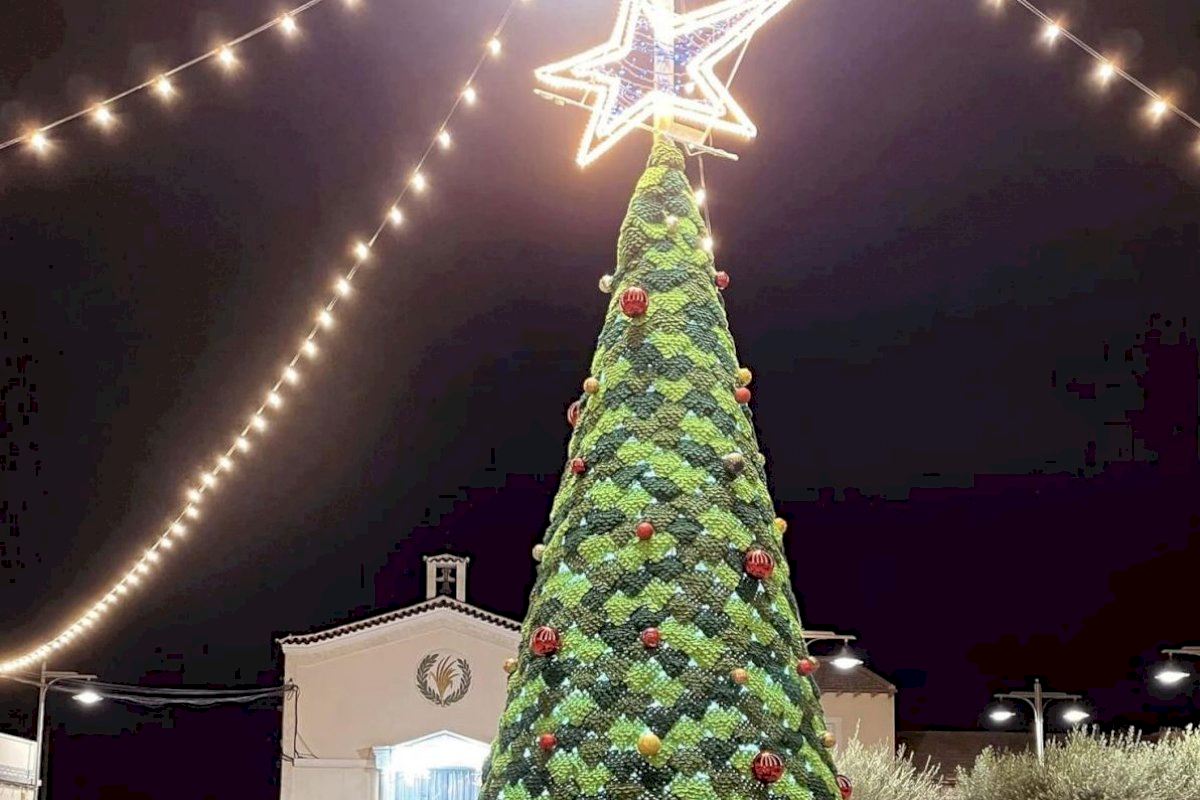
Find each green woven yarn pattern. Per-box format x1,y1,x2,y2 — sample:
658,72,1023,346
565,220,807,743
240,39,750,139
479,136,841,800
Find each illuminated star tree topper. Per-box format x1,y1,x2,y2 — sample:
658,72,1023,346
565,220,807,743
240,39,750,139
535,0,794,167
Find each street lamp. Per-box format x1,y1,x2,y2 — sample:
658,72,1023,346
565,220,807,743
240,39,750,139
1,662,99,799
804,631,864,670
990,678,1088,764
1153,646,1199,688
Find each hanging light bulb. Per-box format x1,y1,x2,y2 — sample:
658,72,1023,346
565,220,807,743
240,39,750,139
462,85,478,105
279,14,298,36
92,105,115,129
694,188,707,206
1148,97,1171,122
235,436,251,453
250,414,268,432
266,390,284,408
388,206,404,227
1094,60,1116,86
317,309,334,328
170,522,188,536
187,488,202,503
28,132,49,154
154,76,175,100
488,37,502,56
336,277,352,296
283,366,300,384
411,172,428,193
1043,22,1062,44
184,505,200,520
302,339,318,358
201,472,217,487
217,455,233,471
437,130,452,149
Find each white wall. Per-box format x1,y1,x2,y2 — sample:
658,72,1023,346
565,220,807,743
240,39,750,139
821,693,895,751
280,608,518,800
0,732,36,800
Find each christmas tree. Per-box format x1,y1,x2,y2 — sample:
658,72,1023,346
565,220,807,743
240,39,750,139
480,135,846,800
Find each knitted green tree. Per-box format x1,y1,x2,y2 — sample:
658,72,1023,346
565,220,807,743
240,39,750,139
480,136,844,800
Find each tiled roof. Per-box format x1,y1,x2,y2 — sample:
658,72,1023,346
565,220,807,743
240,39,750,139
897,730,1032,781
278,595,521,647
812,657,896,695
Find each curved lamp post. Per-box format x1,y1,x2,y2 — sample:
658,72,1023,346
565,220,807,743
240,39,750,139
1153,646,1199,688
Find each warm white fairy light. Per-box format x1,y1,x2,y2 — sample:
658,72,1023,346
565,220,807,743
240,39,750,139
0,0,527,676
217,46,238,71
701,235,714,253
279,14,299,36
694,188,707,206
1094,60,1116,86
92,105,115,129
437,130,452,149
1042,21,1062,44
488,37,503,56
154,76,175,100
1148,98,1171,122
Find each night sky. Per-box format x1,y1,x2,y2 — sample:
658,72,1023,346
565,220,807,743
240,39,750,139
3,0,1200,795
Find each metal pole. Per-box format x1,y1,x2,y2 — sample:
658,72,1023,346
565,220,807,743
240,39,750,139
33,661,49,799
1033,679,1045,765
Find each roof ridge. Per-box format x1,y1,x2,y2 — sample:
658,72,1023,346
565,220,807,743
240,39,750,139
278,594,520,646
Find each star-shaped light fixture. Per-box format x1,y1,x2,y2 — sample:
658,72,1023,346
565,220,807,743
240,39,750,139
535,0,793,166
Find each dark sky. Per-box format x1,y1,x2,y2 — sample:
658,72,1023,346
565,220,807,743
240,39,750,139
2,0,1200,794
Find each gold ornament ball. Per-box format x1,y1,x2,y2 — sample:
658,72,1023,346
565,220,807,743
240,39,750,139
503,658,518,675
599,274,614,294
737,367,753,386
532,544,545,562
730,668,749,685
822,731,837,749
637,732,662,757
774,517,788,535
583,377,600,394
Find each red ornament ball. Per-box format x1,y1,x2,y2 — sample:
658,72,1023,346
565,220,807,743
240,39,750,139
635,521,655,541
734,387,752,404
640,627,662,649
531,626,561,657
715,271,731,290
744,548,775,580
570,457,588,475
837,775,853,799
620,286,649,318
752,751,785,783
798,657,818,676
538,733,558,752
567,400,582,429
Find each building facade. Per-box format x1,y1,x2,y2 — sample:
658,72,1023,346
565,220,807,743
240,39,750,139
279,554,894,800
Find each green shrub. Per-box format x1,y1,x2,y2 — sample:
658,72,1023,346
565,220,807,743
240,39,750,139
953,726,1200,800
834,738,945,800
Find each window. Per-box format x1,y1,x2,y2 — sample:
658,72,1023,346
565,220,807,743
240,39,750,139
376,731,489,800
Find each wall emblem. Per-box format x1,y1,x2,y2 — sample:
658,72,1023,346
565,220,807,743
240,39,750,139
416,652,472,707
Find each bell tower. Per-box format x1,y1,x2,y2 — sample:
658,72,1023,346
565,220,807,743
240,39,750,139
423,554,469,602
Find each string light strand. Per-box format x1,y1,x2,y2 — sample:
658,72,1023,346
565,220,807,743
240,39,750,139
992,0,1200,142
4,0,344,156
0,0,525,674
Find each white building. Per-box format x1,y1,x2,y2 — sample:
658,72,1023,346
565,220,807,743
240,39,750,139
0,732,36,800
278,554,895,800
